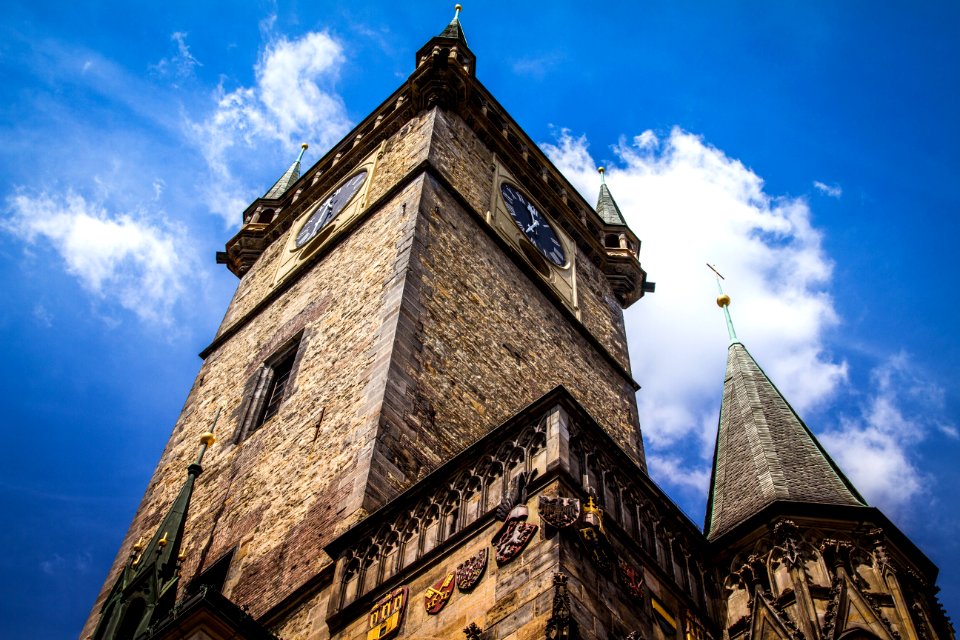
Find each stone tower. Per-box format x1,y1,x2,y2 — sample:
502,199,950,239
83,8,952,640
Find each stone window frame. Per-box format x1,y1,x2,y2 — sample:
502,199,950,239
235,332,304,443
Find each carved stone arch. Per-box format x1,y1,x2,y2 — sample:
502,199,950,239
600,469,621,522
459,472,484,527
398,516,421,570
847,543,878,592
379,526,401,583
421,502,442,556
729,543,774,597
517,420,546,451
749,592,798,640
359,539,382,596
826,573,897,640
797,539,831,588
482,458,505,513
568,438,588,487
441,488,463,540
723,570,751,632
620,487,640,536
338,554,362,609
584,450,605,496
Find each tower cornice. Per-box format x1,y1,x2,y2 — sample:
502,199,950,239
222,42,651,305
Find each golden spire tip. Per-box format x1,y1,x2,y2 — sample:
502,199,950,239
455,4,462,18
301,142,309,150
200,432,216,446
717,294,731,308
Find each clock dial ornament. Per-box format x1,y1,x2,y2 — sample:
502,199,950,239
500,183,567,267
295,170,368,248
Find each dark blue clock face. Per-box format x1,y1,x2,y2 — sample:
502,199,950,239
500,183,567,267
295,170,368,248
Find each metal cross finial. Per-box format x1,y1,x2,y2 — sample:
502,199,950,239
707,263,739,344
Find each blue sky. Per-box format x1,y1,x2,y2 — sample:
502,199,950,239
1,1,958,637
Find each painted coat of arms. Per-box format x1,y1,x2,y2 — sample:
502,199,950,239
367,586,408,640
494,518,538,565
424,572,456,614
538,496,580,529
618,558,645,601
456,549,488,592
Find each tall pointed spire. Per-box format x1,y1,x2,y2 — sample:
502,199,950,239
92,412,220,640
595,167,628,226
263,143,308,200
704,289,865,541
439,4,468,45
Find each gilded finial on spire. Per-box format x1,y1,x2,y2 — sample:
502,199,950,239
455,4,463,19
598,166,606,184
707,263,738,343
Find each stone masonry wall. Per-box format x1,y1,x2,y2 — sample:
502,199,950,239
82,168,429,636
215,109,438,335
426,109,631,370
366,171,642,506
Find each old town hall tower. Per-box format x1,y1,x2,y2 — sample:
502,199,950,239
84,8,952,640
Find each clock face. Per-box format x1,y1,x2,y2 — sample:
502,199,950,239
295,170,368,248
500,183,567,267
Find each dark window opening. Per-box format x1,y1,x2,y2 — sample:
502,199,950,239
236,333,303,442
187,548,235,596
261,349,295,424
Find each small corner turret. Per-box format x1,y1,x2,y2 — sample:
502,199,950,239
596,167,655,307
410,4,476,111
217,144,309,277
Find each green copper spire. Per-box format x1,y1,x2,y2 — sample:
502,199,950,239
708,263,738,344
439,4,467,44
703,279,866,541
595,167,628,226
263,143,308,200
92,410,220,640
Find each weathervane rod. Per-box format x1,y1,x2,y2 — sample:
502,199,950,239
707,263,738,344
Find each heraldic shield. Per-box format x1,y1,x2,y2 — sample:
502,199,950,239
538,496,580,529
367,587,408,640
494,519,538,565
618,558,645,601
456,548,488,592
424,573,455,614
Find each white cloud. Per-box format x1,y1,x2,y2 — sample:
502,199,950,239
821,353,949,515
3,191,191,325
189,30,352,225
33,303,53,327
40,551,92,576
813,180,842,198
648,455,711,496
542,128,955,520
151,31,202,80
543,128,846,457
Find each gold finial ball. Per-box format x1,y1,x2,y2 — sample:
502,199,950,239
455,4,462,11
200,432,216,446
301,142,309,150
598,166,605,174
717,294,731,308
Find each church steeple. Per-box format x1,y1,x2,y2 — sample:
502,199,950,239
414,4,476,80
263,143,308,200
704,288,865,541
92,417,218,640
438,3,467,45
596,167,628,226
